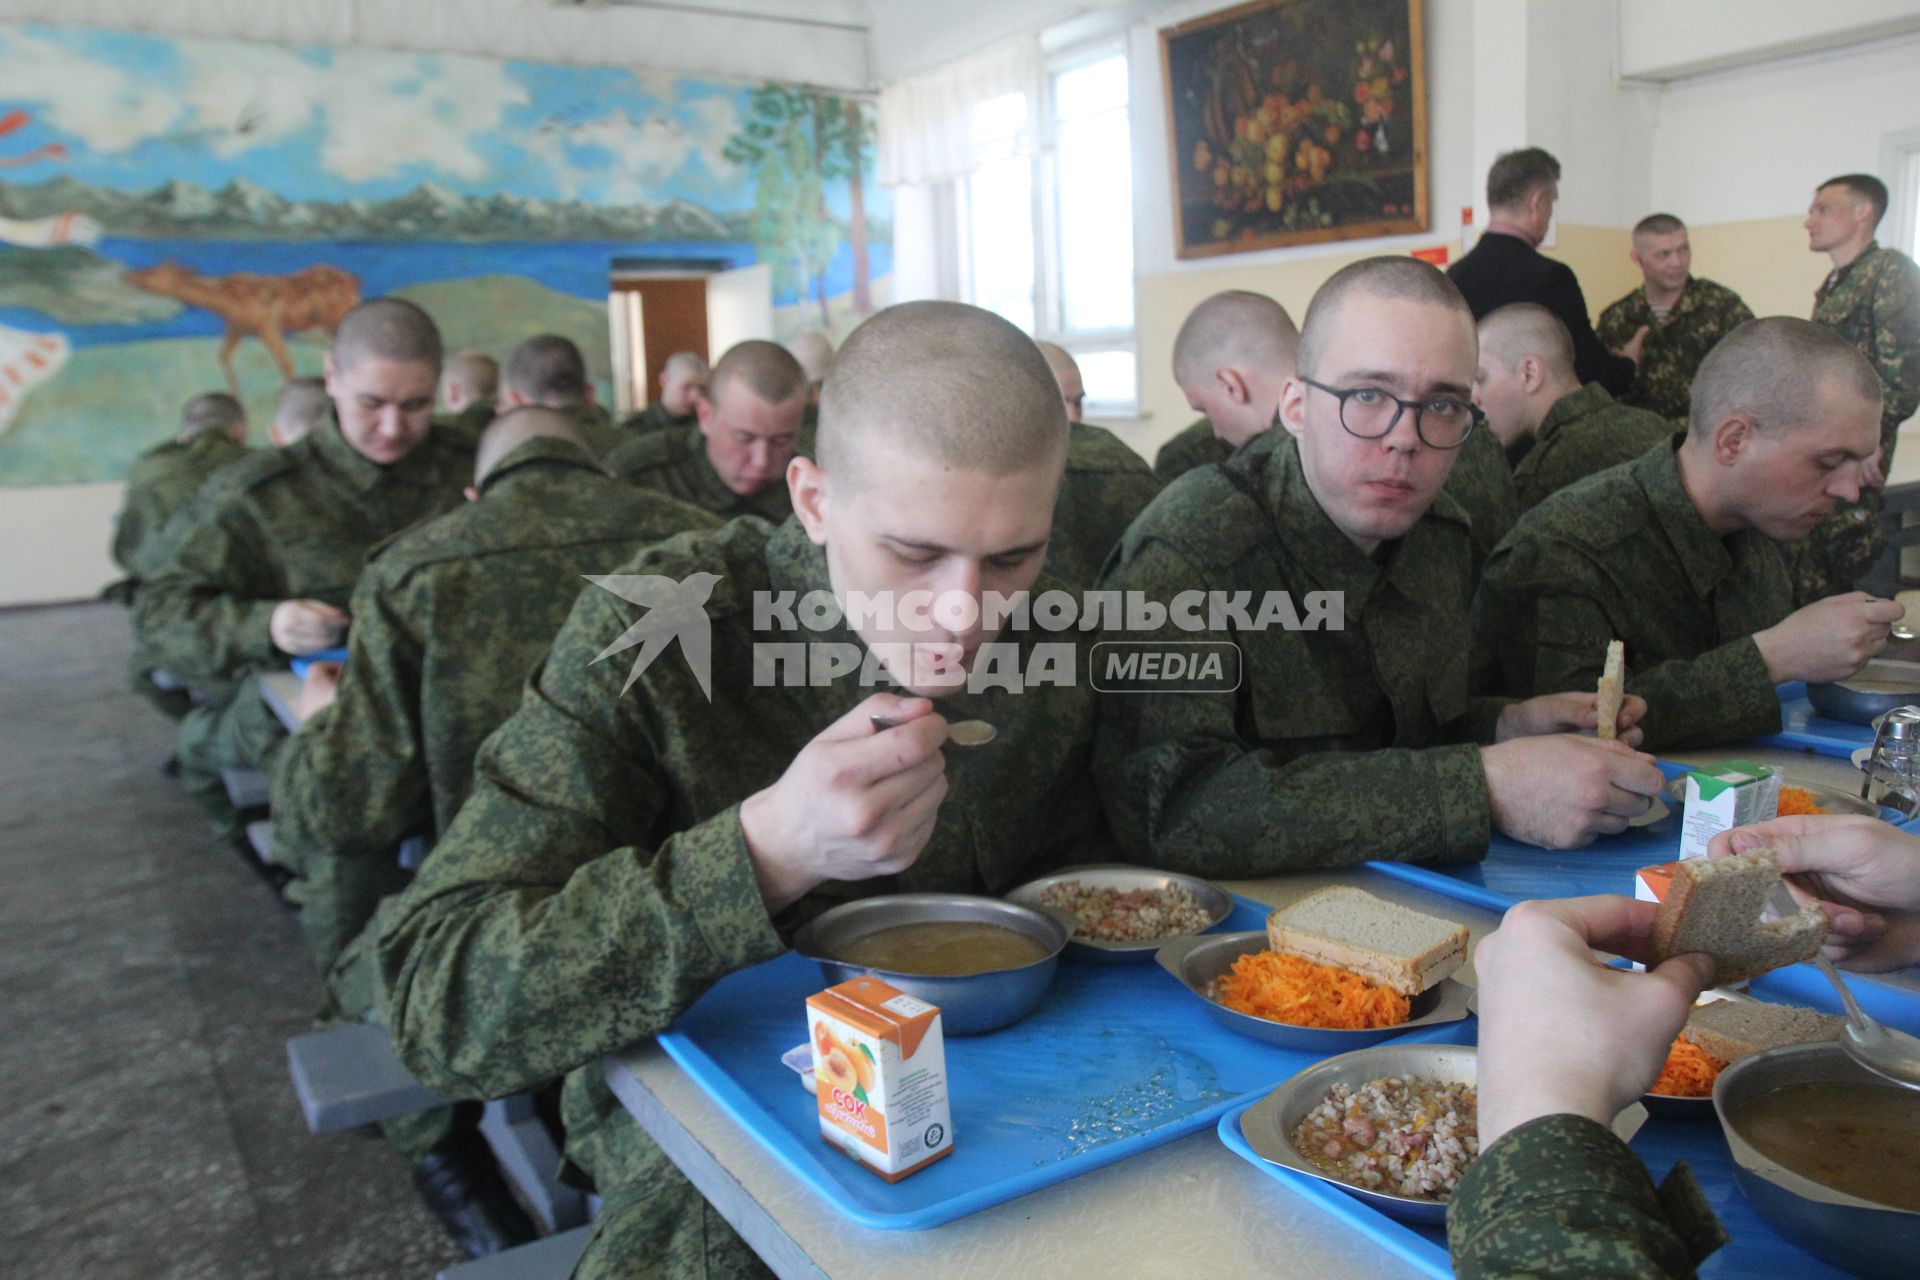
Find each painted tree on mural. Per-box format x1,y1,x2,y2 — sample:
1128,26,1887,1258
725,85,875,325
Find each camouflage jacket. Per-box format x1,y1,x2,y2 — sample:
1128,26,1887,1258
1471,439,1790,751
433,403,495,448
1048,421,1162,585
616,401,696,438
1443,425,1520,572
1813,241,1920,455
269,436,720,970
1094,429,1505,872
133,421,473,683
112,432,252,581
1596,277,1754,420
1511,383,1676,513
1152,416,1232,483
376,517,1106,1195
603,423,793,523
1448,1115,1725,1279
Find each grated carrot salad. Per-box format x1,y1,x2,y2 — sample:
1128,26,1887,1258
1777,786,1831,817
1650,1035,1727,1097
1213,950,1410,1029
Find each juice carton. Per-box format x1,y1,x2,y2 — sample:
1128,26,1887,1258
1677,760,1779,860
806,976,953,1181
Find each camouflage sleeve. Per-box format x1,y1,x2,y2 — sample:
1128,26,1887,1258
1726,292,1756,329
270,574,428,972
1594,298,1632,351
111,486,159,577
133,499,285,680
1092,538,1491,872
1449,1114,1725,1279
1527,581,1778,752
377,585,786,1100
1872,256,1920,424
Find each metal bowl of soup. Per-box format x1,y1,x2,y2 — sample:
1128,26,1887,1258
1805,660,1920,724
790,893,1071,1035
1713,1042,1920,1278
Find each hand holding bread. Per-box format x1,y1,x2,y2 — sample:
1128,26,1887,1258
1712,815,1920,972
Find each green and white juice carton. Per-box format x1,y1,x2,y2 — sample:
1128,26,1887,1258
1677,760,1780,860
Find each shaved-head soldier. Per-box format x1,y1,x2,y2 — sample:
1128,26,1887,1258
379,301,1109,1280
136,297,473,838
1475,303,1674,511
500,333,622,459
1036,341,1162,583
272,376,332,448
619,350,707,437
1474,317,1898,750
785,330,834,401
1595,214,1753,420
605,338,806,522
1171,290,1299,453
436,350,499,446
270,404,716,1254
1099,256,1668,874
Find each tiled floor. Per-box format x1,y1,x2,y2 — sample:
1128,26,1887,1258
0,601,463,1279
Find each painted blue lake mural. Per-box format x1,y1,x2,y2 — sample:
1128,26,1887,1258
0,23,889,487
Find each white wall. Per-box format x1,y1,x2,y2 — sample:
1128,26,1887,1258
1525,2,1654,229
0,483,120,604
1618,0,1920,81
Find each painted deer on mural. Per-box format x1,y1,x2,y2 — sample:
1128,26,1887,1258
123,261,361,396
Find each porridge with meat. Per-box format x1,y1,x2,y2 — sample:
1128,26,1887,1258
1292,1076,1479,1200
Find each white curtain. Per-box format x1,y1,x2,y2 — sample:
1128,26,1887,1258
877,37,1044,188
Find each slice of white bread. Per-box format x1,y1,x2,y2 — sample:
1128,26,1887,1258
1265,886,1468,996
1597,639,1624,741
1650,849,1825,986
1682,998,1846,1064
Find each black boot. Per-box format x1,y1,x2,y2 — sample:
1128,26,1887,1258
410,1131,540,1258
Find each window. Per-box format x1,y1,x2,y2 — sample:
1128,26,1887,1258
1883,129,1920,263
959,45,1137,416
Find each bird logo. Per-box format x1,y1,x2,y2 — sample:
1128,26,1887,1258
583,572,722,699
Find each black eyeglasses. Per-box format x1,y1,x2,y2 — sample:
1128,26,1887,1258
1298,377,1482,449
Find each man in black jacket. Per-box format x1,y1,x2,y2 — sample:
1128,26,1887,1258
1449,147,1637,396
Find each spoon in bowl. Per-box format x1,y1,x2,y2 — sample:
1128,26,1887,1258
1769,881,1920,1090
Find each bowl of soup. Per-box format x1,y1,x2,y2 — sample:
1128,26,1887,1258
1713,1041,1920,1277
790,893,1071,1034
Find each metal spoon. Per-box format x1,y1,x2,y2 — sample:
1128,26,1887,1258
869,714,998,748
1892,624,1916,641
1769,881,1920,1090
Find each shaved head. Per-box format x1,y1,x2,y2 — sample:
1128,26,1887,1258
505,334,590,406
1297,257,1472,379
785,331,835,384
1036,341,1085,423
1690,316,1882,438
332,298,443,373
271,377,331,445
1172,291,1299,388
818,301,1067,489
180,391,245,441
473,405,589,485
443,350,498,403
1478,303,1575,381
709,340,807,410
662,351,707,381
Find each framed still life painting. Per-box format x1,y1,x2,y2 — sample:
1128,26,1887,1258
1160,0,1428,258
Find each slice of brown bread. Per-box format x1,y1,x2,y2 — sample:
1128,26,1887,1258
1264,886,1468,995
1650,849,1825,986
1682,998,1846,1063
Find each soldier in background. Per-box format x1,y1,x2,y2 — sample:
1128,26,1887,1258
1035,342,1162,583
436,350,498,445
111,392,249,593
1170,290,1299,458
269,376,333,447
1152,416,1229,484
619,351,706,437
1596,214,1753,421
1795,173,1920,603
500,334,621,459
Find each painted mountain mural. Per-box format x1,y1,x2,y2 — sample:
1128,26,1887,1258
0,23,890,487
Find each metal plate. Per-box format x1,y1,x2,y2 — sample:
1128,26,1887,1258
1806,660,1920,725
1661,773,1886,819
1153,931,1472,1050
1005,864,1234,963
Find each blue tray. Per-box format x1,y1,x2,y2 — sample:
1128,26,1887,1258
1367,759,1913,914
289,646,349,678
1750,682,1875,760
653,895,1478,1230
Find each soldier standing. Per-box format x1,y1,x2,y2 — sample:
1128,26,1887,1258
1596,214,1754,421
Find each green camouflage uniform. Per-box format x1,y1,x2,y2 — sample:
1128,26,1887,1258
433,402,496,448
1796,242,1920,603
1442,425,1520,573
604,423,793,523
1094,429,1506,872
1448,1115,1725,1279
1151,416,1232,483
376,517,1105,1280
1595,276,1754,421
134,421,473,826
1048,421,1162,585
617,401,696,437
1511,383,1676,513
1471,440,1791,751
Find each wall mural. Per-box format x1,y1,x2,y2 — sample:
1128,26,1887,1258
0,23,890,487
